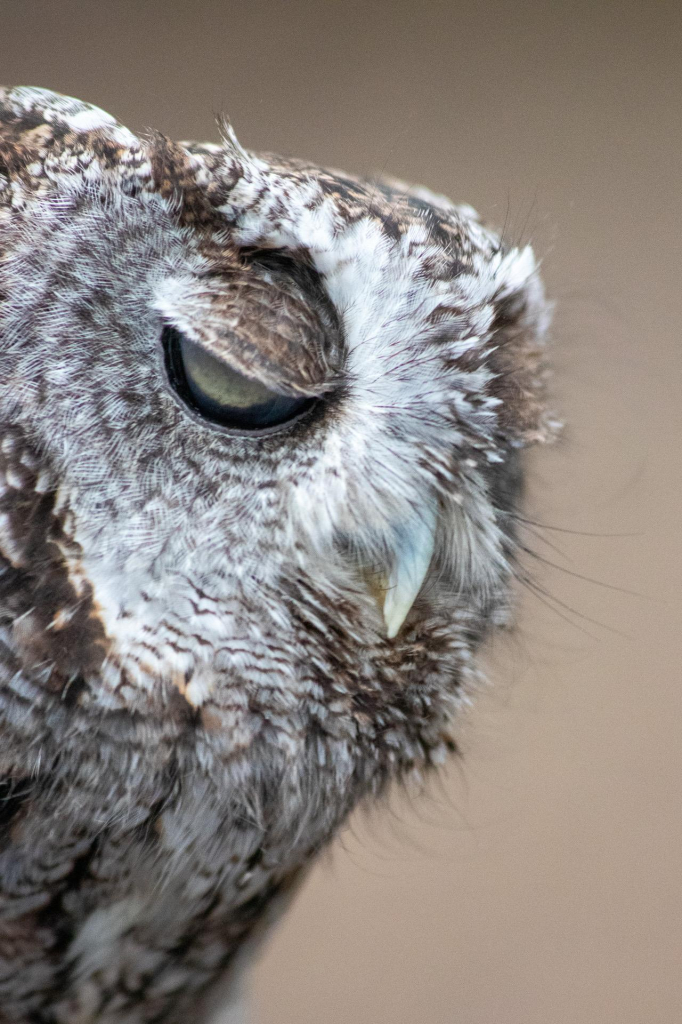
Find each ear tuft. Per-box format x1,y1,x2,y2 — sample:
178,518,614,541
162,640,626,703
216,114,249,163
0,86,151,201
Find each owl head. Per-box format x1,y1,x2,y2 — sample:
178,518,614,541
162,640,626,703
0,88,553,787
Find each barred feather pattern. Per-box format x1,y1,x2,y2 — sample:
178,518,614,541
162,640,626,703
0,87,554,1022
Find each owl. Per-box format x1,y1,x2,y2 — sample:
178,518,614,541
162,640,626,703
0,87,554,1023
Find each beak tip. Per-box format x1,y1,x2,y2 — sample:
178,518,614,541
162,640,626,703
382,595,412,640
385,618,401,640
381,512,437,640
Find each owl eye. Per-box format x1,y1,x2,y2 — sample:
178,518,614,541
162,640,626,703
163,326,314,431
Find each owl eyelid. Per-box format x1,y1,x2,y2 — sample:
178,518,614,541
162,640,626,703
162,325,320,436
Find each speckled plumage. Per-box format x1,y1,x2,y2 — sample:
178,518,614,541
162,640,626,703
0,88,554,1023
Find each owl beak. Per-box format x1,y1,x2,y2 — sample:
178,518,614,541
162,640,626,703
381,511,436,639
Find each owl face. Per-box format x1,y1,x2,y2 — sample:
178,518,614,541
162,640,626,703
0,88,551,770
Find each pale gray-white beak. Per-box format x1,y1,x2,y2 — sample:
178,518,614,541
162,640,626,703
381,510,436,639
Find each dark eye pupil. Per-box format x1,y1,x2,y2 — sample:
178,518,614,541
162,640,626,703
163,326,313,431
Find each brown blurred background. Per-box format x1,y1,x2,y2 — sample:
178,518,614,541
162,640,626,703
3,1,681,1021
